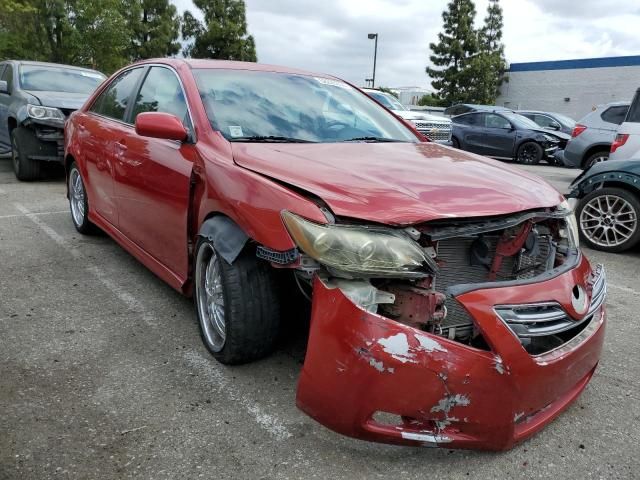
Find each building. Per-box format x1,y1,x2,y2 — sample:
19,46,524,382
390,86,433,106
496,55,640,120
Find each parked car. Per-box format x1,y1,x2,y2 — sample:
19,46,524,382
0,60,105,180
362,88,452,143
562,101,630,169
518,110,576,136
569,159,640,252
444,103,511,117
451,110,570,164
608,89,640,161
65,59,605,451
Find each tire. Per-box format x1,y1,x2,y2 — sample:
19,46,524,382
576,187,640,253
11,127,42,181
583,151,609,170
68,162,97,234
516,141,543,164
451,136,460,149
193,239,281,364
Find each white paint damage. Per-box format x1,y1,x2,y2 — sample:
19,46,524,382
401,431,453,444
493,355,505,375
377,333,416,364
415,334,447,353
514,412,525,423
430,394,471,413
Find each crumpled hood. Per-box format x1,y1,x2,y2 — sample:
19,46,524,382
24,91,89,110
232,142,564,225
532,128,571,141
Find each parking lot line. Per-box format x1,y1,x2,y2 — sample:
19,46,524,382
0,210,67,220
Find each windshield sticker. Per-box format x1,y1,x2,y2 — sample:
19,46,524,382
79,71,104,79
229,126,244,137
314,77,349,89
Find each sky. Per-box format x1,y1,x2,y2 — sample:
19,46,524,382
172,0,640,90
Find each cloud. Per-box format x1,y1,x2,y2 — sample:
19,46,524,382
172,0,640,89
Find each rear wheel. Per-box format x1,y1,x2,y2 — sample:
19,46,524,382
11,127,42,181
577,187,640,252
194,239,281,364
516,141,542,164
583,151,608,169
451,136,460,149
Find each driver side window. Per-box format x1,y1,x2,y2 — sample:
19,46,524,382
131,67,190,127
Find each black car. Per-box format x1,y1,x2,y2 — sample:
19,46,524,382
569,159,640,253
451,111,571,164
0,60,105,180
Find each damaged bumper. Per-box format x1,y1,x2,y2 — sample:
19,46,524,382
296,256,605,451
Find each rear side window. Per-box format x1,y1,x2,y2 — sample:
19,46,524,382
90,68,144,122
533,114,557,128
484,113,510,129
625,91,640,123
454,114,477,125
131,67,189,125
600,105,629,125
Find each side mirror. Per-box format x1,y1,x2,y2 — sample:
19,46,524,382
0,80,9,95
135,112,188,141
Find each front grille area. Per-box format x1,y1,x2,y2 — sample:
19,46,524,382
495,265,605,355
414,122,451,142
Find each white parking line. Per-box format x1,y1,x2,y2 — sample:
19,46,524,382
0,210,67,220
608,283,640,296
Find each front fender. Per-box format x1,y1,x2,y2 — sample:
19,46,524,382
197,215,249,264
568,161,640,198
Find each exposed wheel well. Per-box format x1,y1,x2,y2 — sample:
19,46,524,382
598,180,640,199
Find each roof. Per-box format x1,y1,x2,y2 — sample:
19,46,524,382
170,58,334,79
509,55,640,72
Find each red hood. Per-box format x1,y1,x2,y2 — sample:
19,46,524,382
231,142,564,225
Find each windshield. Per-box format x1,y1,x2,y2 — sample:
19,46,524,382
367,91,407,111
19,65,105,94
502,112,542,130
193,69,418,143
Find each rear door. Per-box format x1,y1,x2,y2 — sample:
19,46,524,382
81,67,145,225
114,65,196,280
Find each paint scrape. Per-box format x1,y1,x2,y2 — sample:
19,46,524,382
401,431,453,445
369,358,385,372
415,334,447,353
377,333,416,363
493,355,505,375
514,412,525,423
430,394,471,413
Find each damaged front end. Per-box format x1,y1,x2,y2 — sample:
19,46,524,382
276,203,606,450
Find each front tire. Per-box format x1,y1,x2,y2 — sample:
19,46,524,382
194,239,281,364
68,162,97,234
516,141,543,164
451,136,460,149
11,127,42,181
577,187,640,253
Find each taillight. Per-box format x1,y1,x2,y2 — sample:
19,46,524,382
571,124,587,137
611,133,630,153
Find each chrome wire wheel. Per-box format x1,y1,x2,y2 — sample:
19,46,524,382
579,194,638,248
69,167,86,227
195,243,226,352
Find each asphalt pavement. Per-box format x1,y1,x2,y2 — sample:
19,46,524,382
1,159,639,479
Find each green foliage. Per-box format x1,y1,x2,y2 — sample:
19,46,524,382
417,94,447,107
182,0,257,61
0,0,182,74
427,0,506,105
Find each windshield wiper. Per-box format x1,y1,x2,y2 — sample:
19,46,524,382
229,135,316,143
340,136,403,142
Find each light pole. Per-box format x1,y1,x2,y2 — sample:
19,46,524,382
368,33,378,88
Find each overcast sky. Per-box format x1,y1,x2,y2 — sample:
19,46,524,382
172,0,640,90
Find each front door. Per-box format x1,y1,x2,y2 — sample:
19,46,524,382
481,113,517,158
114,66,195,280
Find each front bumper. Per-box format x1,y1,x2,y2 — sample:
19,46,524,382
296,255,605,450
21,121,64,162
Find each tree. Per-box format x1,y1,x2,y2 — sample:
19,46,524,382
426,0,479,105
470,0,507,104
417,94,447,107
377,86,398,98
124,0,181,60
181,0,256,61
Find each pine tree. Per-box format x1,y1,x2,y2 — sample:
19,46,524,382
472,0,507,104
181,0,256,61
426,0,479,105
124,0,181,61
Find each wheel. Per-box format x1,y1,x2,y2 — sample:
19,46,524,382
68,162,97,234
583,151,608,169
451,136,460,149
516,141,543,164
576,187,640,252
11,127,42,181
194,239,281,364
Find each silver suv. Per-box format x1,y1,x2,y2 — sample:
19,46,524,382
562,101,629,169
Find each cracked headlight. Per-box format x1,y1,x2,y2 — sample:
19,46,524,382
282,211,435,278
558,200,580,248
27,104,65,122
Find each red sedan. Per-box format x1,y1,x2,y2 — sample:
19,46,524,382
64,59,606,451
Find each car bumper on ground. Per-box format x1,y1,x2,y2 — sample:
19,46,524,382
296,256,605,451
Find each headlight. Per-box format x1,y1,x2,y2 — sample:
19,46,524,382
27,104,65,122
281,211,435,278
557,200,580,248
543,134,559,143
